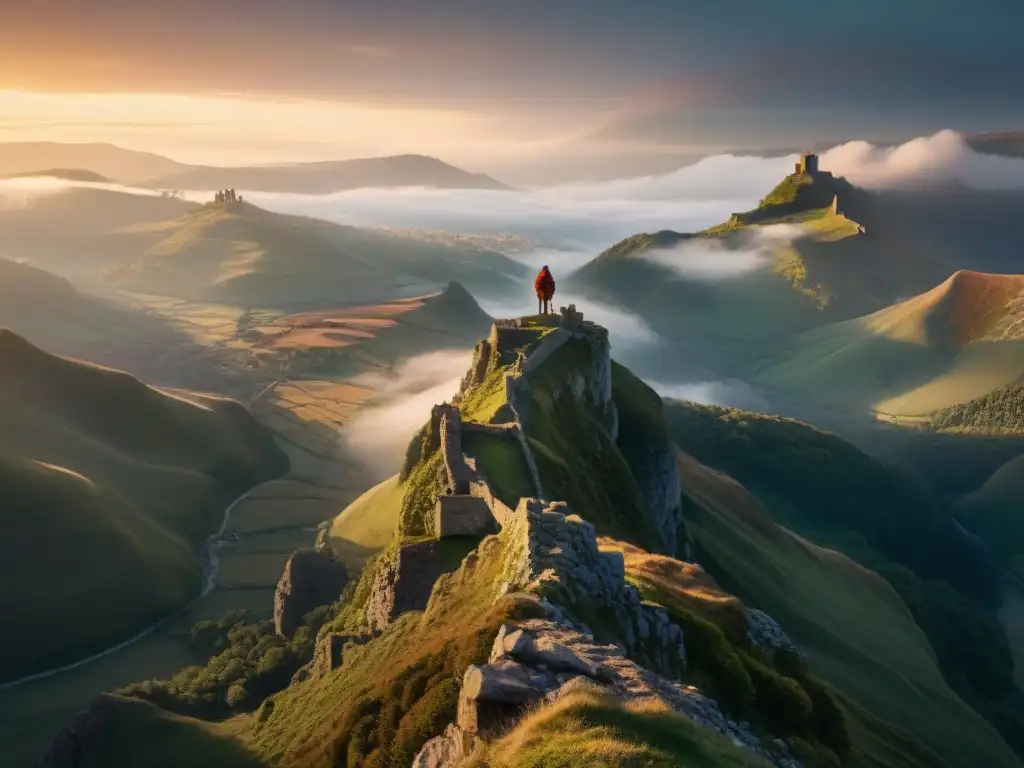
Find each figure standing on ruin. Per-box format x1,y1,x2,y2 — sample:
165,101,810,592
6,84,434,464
534,265,556,315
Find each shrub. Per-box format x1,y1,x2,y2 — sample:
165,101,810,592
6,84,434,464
742,655,812,736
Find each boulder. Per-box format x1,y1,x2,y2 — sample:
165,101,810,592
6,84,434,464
273,549,348,639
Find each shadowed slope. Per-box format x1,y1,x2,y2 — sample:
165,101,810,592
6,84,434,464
0,331,286,681
675,450,1020,768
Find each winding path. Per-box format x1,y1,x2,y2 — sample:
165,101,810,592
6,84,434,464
0,481,278,692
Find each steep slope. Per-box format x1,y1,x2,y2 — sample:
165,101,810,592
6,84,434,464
146,154,510,193
104,200,527,308
954,455,1024,580
572,165,1023,383
0,331,287,681
64,311,1024,768
665,400,1024,760
759,271,1024,416
674,450,1019,768
0,257,197,366
573,166,945,336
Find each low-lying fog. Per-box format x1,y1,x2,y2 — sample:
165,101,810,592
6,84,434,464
5,129,1020,469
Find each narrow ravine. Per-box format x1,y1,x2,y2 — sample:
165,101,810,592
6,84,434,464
0,481,277,692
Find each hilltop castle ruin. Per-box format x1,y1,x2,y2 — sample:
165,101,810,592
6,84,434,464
795,152,819,176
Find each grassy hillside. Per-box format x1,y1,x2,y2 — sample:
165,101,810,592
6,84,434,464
930,380,1024,434
327,475,404,571
665,400,1024,758
674,450,1020,768
573,169,948,336
246,280,493,378
0,331,286,681
954,455,1024,580
57,318,1024,767
0,188,192,277
146,153,510,194
758,271,1024,416
105,200,526,308
0,257,203,367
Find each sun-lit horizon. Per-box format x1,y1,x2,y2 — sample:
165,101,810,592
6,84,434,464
0,88,587,167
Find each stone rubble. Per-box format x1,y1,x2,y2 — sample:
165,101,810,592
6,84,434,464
419,613,799,768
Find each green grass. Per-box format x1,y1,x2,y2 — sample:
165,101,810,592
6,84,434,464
248,534,545,767
0,331,286,682
106,201,527,308
477,688,768,768
87,695,269,768
462,429,536,508
328,474,404,572
521,339,666,552
675,450,1021,768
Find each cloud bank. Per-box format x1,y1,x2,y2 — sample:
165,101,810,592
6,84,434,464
638,223,808,281
341,349,471,480
3,131,1021,246
650,378,770,412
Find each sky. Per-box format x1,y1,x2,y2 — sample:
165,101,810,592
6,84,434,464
1,1,1022,175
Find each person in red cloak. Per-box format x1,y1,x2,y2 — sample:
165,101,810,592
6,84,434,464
534,265,556,314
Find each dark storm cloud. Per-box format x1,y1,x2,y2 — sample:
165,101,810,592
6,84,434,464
2,0,1022,139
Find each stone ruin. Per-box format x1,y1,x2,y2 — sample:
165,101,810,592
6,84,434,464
558,303,584,329
434,403,497,537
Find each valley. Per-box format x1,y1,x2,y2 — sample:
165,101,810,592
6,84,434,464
2,134,1024,768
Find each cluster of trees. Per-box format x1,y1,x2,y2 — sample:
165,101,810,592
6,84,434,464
120,605,333,718
930,382,1024,434
214,189,242,204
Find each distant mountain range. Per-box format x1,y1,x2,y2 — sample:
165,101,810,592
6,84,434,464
0,142,510,193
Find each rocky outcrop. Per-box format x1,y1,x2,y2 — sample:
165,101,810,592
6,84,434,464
366,540,453,632
747,608,806,661
417,612,799,768
44,693,125,768
274,549,349,638
626,437,684,555
498,498,686,673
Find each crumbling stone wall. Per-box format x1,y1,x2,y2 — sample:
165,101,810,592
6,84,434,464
366,540,453,632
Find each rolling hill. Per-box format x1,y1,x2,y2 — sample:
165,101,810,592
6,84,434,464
0,187,193,279
0,331,286,682
244,280,493,375
57,313,1024,768
968,131,1024,160
3,168,112,183
572,163,1024,383
0,143,510,192
758,271,1024,416
0,143,188,184
104,199,527,308
0,257,192,364
675,450,1018,768
146,153,509,193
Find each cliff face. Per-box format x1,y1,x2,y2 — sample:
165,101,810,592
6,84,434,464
612,364,685,555
273,550,349,639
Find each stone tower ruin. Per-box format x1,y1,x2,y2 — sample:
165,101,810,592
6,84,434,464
794,153,819,175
